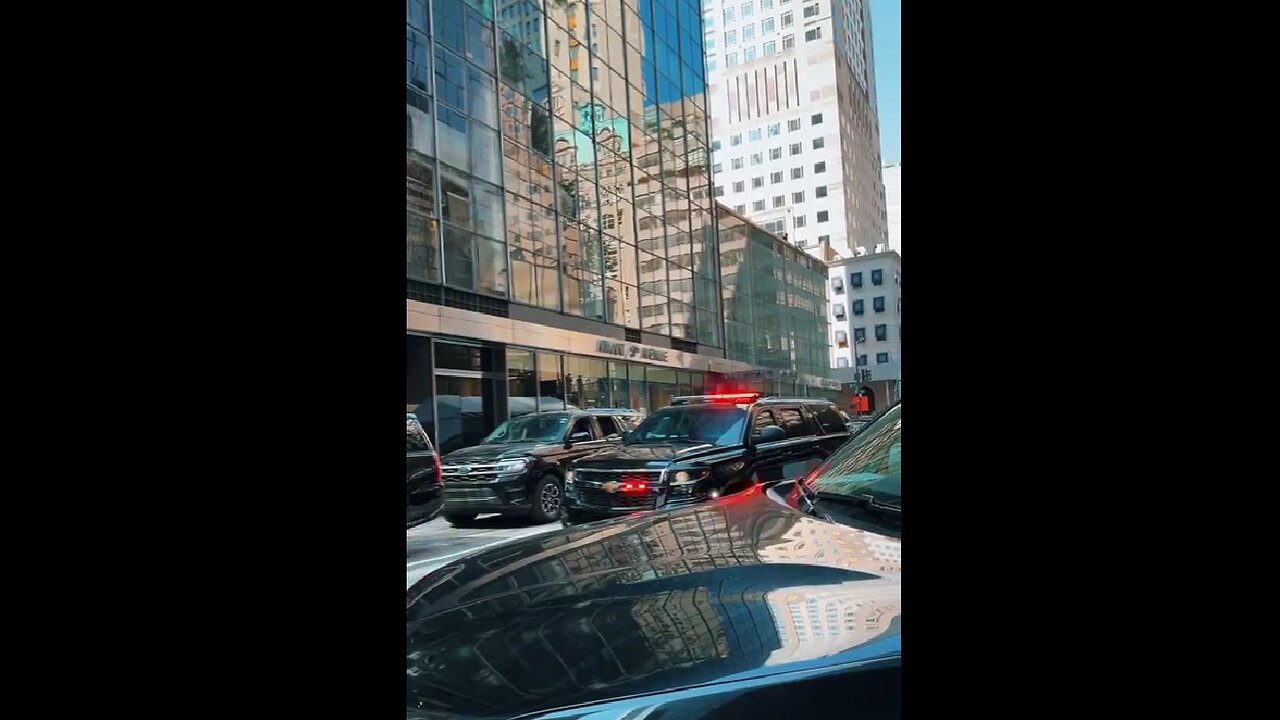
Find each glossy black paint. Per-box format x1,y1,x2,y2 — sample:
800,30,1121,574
563,399,849,524
440,410,640,520
406,415,443,526
406,486,901,719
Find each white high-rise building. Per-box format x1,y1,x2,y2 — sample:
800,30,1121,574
703,0,888,259
883,162,900,254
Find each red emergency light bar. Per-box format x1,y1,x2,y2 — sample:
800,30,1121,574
618,481,649,493
671,392,761,405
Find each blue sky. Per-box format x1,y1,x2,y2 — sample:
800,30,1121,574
871,0,900,164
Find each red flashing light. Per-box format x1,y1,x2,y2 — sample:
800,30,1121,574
704,392,760,403
618,481,649,493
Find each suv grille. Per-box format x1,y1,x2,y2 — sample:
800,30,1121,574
572,469,664,511
440,463,509,483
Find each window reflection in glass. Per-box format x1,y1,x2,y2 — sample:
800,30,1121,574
507,348,537,418
537,352,566,410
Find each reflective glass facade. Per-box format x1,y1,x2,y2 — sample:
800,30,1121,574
718,207,830,378
408,0,720,346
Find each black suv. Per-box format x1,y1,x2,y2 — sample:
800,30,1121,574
562,394,850,525
439,409,642,525
406,415,443,527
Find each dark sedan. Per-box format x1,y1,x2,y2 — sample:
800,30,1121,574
407,404,903,719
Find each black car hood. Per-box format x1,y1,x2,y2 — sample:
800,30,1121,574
441,442,556,462
571,442,730,467
406,489,901,719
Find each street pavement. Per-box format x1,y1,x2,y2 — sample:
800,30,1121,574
406,514,561,588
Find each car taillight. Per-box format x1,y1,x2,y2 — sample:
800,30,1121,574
433,454,442,482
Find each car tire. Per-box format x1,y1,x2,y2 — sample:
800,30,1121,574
444,512,478,527
528,473,563,524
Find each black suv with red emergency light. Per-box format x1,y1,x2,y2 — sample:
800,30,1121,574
561,393,851,526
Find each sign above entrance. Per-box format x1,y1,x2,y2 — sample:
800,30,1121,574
597,339,669,363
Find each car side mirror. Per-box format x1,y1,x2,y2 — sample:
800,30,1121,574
566,431,592,447
754,425,787,444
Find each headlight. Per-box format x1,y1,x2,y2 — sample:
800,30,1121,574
495,458,529,473
671,468,709,485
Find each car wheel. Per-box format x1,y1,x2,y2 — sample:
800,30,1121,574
528,473,563,524
444,512,478,527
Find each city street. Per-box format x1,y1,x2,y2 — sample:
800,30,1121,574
406,515,561,588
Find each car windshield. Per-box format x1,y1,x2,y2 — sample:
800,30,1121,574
481,414,570,444
626,405,747,446
802,404,901,536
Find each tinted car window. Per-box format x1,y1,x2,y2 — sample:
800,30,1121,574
629,406,747,446
808,404,847,434
753,408,776,431
407,425,430,452
569,417,594,439
774,407,810,438
483,414,570,443
595,415,621,437
807,404,901,509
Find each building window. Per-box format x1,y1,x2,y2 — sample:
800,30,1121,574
751,152,763,165
705,36,715,50
724,8,736,22
792,190,805,203
726,30,737,45
873,296,885,312
791,167,804,179
750,129,762,142
753,199,766,212
763,18,776,34
853,327,866,342
731,134,743,146
712,140,722,151
805,27,822,41
811,112,824,125
850,272,863,287
742,2,754,18
815,185,828,198
733,180,745,192
872,269,883,285
731,157,744,170
715,185,725,197
773,194,786,207
743,25,756,41
707,59,717,72
817,210,829,222
769,147,782,160
726,52,738,66
813,137,825,149
876,352,890,364
752,176,764,188
782,11,793,27
743,46,756,61
837,356,849,368
783,34,795,49
818,234,829,244
814,161,826,173
763,40,776,55
804,3,820,18
794,215,806,228
790,142,802,155
712,162,723,173
856,354,868,366
831,277,844,294
762,0,774,8
832,303,846,320
768,123,781,136
875,324,887,341
852,299,864,315
771,171,783,183
734,204,746,213
835,330,848,348
788,118,801,132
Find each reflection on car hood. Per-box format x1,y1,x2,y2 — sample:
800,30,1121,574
406,489,901,719
571,442,723,467
441,442,551,462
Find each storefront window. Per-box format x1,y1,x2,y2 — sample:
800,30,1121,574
537,352,566,410
407,334,435,443
507,348,537,418
629,365,648,415
434,341,497,454
565,355,608,409
646,367,677,411
608,361,630,409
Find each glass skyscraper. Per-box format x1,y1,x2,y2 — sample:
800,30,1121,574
407,0,838,451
